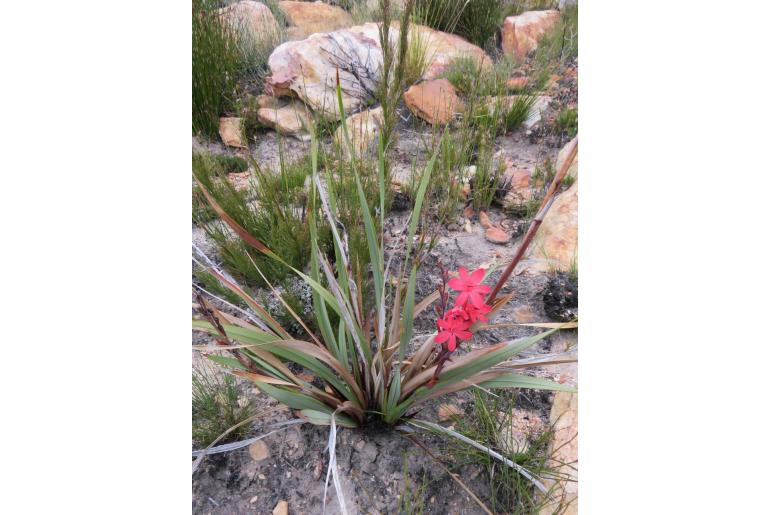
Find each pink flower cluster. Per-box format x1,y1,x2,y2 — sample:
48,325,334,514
435,267,492,352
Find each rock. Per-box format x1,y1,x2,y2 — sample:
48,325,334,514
250,495,259,504
463,205,474,218
501,164,534,211
525,180,577,270
478,211,492,229
273,500,289,515
218,1,282,47
313,459,323,480
256,96,313,140
404,78,464,125
555,135,578,179
265,22,489,120
265,23,385,119
334,106,384,158
506,76,530,90
484,226,511,245
496,409,546,455
278,0,353,40
218,117,246,148
438,403,462,421
227,172,252,192
249,440,270,462
446,223,460,232
405,23,492,80
501,10,561,60
539,392,578,515
464,220,473,233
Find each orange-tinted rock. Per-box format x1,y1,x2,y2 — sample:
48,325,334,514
404,79,465,125
256,97,313,140
502,164,534,210
501,10,560,60
478,210,493,229
278,1,353,40
506,76,530,90
218,117,246,148
526,180,578,270
484,226,512,245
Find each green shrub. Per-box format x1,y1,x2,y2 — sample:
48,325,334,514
192,151,314,287
554,107,578,138
192,363,253,447
413,0,505,48
192,0,241,138
192,0,283,138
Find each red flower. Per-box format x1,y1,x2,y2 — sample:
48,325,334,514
435,307,472,352
448,267,491,308
464,302,492,324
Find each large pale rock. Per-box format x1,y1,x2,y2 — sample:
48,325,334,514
265,23,384,120
218,117,246,148
264,23,489,120
502,10,561,60
539,391,578,515
556,135,579,179
279,1,353,40
256,96,313,140
334,106,384,158
218,1,282,46
404,23,492,80
404,78,464,125
526,180,578,270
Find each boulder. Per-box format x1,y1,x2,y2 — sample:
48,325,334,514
334,106,384,158
218,1,282,47
404,78,464,125
218,117,247,148
526,180,578,270
556,135,578,179
405,23,492,81
501,10,561,60
265,23,384,120
256,96,313,140
264,23,489,120
539,392,578,515
278,0,354,40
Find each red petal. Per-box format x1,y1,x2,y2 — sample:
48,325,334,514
470,267,486,283
435,331,450,343
456,330,473,341
458,267,470,281
456,292,469,306
447,338,457,352
447,278,464,290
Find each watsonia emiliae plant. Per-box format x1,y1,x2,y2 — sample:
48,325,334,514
192,84,578,430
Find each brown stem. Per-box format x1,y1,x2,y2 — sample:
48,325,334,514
487,136,578,303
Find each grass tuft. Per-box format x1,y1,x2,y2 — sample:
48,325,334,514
192,362,253,447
